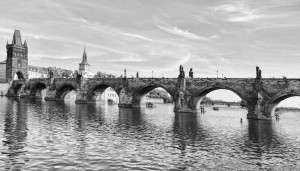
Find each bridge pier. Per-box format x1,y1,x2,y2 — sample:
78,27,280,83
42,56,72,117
44,89,57,101
246,96,272,120
247,110,272,120
173,90,197,114
118,88,134,108
75,91,89,104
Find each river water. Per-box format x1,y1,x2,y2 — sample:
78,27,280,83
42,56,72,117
0,97,300,170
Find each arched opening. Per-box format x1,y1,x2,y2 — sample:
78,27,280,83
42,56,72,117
194,88,247,113
31,83,47,98
56,84,77,101
89,84,119,104
14,71,24,80
269,95,300,118
132,85,173,108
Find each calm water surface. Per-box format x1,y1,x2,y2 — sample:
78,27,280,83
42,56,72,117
0,97,300,170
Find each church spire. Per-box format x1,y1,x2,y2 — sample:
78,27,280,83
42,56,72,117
82,46,88,64
12,29,22,46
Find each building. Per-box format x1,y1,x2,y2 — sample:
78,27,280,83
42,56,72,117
0,60,6,80
28,65,48,79
78,48,95,78
0,30,74,80
76,47,118,103
48,67,74,78
27,66,73,79
6,29,28,81
99,87,119,103
94,71,116,78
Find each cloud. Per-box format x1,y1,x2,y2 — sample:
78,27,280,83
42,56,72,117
30,54,78,60
158,26,210,40
219,57,230,64
0,27,12,34
105,55,145,63
119,32,154,42
214,3,265,22
160,52,193,72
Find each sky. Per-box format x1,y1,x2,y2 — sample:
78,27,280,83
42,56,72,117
0,0,300,105
0,0,300,78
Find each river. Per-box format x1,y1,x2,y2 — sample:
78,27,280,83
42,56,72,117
0,97,299,170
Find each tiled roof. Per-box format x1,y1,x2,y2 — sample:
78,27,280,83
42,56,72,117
12,30,23,46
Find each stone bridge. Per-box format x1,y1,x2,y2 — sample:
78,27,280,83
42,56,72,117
6,74,300,120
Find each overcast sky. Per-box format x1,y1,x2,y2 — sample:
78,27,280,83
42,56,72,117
0,0,300,78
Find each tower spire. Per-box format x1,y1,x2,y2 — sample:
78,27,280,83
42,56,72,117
12,29,22,45
82,46,88,64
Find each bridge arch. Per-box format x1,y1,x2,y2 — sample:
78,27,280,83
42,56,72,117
132,84,174,107
192,85,247,110
87,84,119,103
30,82,47,98
14,71,25,80
55,83,77,100
266,92,300,116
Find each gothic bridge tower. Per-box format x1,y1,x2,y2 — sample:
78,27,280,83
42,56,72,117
78,47,90,77
6,29,28,81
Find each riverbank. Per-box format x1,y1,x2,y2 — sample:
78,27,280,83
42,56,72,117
275,107,300,113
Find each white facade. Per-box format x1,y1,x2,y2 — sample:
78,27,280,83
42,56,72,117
0,61,6,79
28,67,48,79
80,70,95,78
99,87,119,103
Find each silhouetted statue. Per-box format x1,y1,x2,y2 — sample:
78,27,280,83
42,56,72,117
124,68,127,78
189,68,193,78
136,72,139,78
76,72,82,84
48,68,53,78
256,66,262,79
179,65,185,78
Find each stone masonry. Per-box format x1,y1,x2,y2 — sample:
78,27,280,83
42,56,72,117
6,68,300,120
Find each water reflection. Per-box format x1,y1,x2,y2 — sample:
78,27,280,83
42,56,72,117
2,98,28,171
118,108,146,127
75,103,105,126
172,113,199,150
238,120,294,169
0,97,299,170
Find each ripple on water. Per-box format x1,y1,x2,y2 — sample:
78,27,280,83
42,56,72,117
0,98,300,170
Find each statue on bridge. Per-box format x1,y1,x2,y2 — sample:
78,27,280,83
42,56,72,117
76,72,83,85
178,65,185,78
189,68,193,78
48,68,54,79
256,66,262,79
